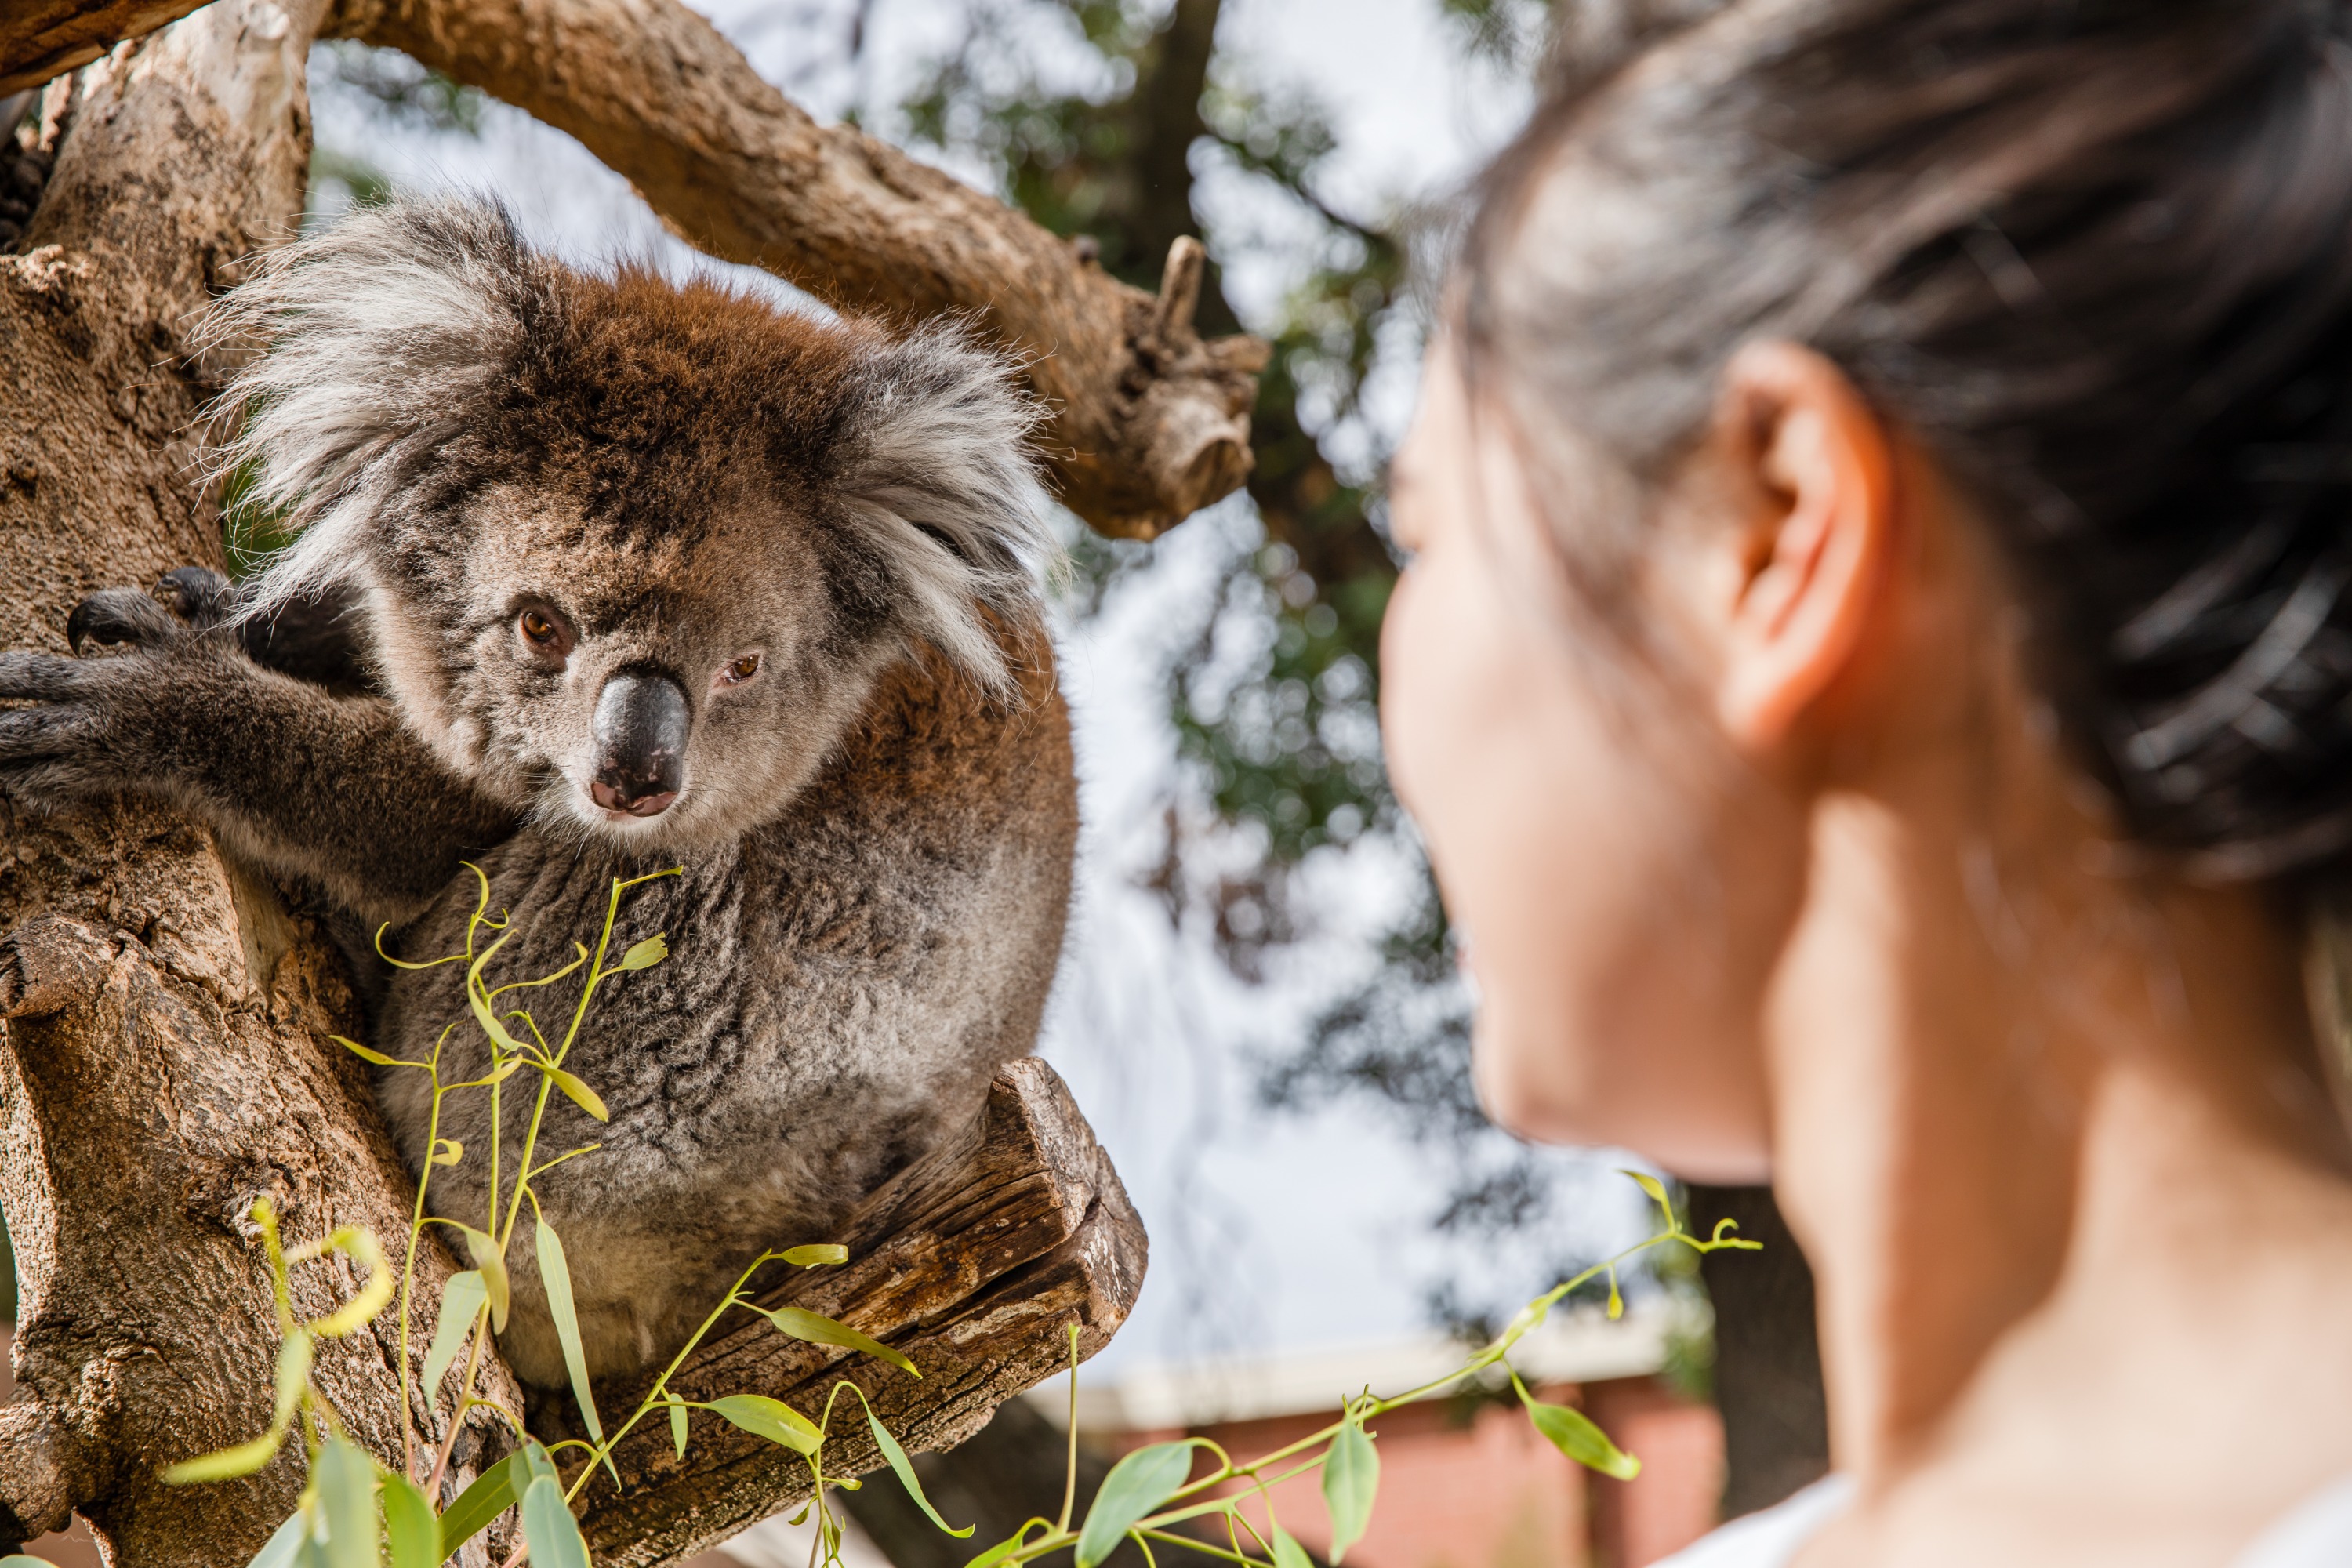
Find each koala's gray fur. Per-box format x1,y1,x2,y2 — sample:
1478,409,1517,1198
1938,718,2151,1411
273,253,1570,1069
0,197,1079,1388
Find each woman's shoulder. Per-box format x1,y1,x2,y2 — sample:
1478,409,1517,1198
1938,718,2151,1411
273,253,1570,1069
1650,1473,2352,1568
1651,1478,1854,1568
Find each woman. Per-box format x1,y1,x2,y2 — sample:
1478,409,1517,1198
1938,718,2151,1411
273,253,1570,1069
1382,4,2352,1564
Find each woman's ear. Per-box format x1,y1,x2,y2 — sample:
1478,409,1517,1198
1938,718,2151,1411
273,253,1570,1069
1709,340,1897,752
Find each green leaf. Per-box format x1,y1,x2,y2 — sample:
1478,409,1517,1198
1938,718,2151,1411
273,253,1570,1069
437,1452,525,1559
1322,1418,1379,1564
423,1270,487,1399
332,1035,417,1069
964,1525,1044,1568
242,1512,309,1568
1271,1526,1314,1568
536,1221,606,1445
865,1404,970,1537
315,1436,379,1568
618,935,668,971
457,1227,510,1333
274,1329,314,1429
670,1401,689,1459
1606,1273,1623,1321
544,1068,609,1123
767,1306,918,1377
1076,1440,1198,1568
1513,1374,1639,1480
521,1440,561,1488
2,1558,64,1568
1620,1169,1674,1229
162,1428,287,1484
380,1472,439,1568
707,1394,822,1456
520,1475,592,1568
782,1243,848,1268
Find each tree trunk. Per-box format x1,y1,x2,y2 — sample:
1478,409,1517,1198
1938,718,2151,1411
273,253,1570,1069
0,3,522,1560
0,2,210,94
1682,1185,1831,1520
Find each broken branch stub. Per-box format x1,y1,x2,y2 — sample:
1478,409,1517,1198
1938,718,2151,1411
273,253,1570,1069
572,1058,1148,1566
320,0,1269,540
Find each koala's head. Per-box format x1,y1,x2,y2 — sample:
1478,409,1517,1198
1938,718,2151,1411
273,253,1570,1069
201,197,1051,848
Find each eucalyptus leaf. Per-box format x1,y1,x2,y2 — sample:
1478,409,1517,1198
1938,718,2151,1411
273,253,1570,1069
315,1436,378,1568
544,1067,610,1123
380,1472,438,1568
782,1243,848,1268
1075,1439,1199,1568
458,1227,510,1333
241,1512,309,1568
423,1270,487,1399
430,1138,464,1168
536,1221,605,1445
964,1525,1042,1568
707,1394,822,1456
1513,1375,1639,1481
161,1429,285,1485
2,1558,64,1568
274,1330,314,1428
670,1400,689,1459
332,1035,414,1069
618,935,668,971
1322,1418,1379,1564
1271,1526,1314,1568
865,1403,970,1536
767,1306,917,1377
520,1475,592,1568
437,1452,524,1559
1620,1169,1673,1227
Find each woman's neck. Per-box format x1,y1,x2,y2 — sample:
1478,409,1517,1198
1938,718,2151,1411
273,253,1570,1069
1766,785,2352,1479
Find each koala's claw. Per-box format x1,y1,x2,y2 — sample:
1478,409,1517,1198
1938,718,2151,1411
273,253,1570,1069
153,567,242,627
66,590,183,657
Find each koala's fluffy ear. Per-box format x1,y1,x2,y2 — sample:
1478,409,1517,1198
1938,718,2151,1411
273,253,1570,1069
198,195,535,619
834,323,1057,697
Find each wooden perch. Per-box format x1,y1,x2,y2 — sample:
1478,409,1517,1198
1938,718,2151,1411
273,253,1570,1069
573,1059,1146,1565
314,0,1269,540
0,2,209,95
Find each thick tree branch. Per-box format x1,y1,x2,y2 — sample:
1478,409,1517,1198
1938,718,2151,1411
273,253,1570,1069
570,1059,1146,1565
0,1,209,95
319,0,1268,540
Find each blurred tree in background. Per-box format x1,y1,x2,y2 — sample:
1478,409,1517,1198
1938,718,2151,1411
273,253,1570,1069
895,0,1605,1319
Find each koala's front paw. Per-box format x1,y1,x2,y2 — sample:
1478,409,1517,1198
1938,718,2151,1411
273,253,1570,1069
0,648,165,806
64,568,237,657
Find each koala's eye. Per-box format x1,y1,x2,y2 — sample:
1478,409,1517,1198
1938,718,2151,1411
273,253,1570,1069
718,652,761,688
517,605,570,656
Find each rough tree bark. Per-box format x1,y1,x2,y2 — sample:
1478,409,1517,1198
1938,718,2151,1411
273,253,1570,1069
0,4,1161,1565
0,2,212,94
0,2,521,1562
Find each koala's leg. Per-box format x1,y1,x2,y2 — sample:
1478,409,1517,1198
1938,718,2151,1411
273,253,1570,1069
0,604,511,927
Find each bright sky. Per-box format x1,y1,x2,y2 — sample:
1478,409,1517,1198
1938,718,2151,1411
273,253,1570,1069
304,0,1652,1379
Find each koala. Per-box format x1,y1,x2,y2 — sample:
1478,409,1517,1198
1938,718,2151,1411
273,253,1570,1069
0,197,1078,1388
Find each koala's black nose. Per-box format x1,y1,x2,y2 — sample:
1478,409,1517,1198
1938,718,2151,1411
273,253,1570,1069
590,670,689,817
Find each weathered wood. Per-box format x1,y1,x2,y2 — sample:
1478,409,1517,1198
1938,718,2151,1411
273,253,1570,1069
318,0,1269,542
0,4,523,1561
573,1058,1147,1566
0,0,208,95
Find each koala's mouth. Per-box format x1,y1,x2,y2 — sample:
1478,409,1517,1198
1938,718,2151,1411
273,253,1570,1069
590,779,680,818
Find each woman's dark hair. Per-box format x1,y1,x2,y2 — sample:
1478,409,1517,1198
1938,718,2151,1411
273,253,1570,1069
1459,0,2352,880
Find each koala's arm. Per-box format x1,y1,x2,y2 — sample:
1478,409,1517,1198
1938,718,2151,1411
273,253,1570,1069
0,594,511,927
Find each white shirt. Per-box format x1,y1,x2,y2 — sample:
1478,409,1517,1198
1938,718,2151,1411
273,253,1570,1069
1657,1475,2352,1567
